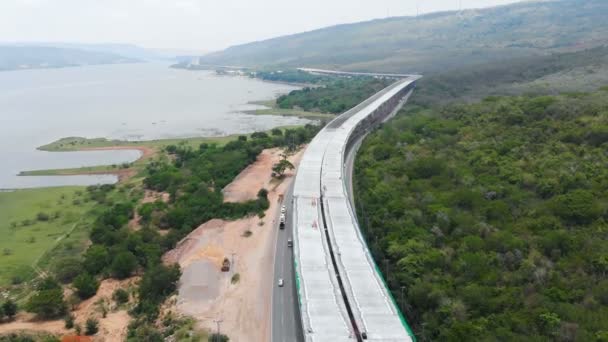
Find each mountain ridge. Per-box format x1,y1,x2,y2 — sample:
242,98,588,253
196,0,608,73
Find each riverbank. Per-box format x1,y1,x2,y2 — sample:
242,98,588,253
19,126,303,182
245,100,334,121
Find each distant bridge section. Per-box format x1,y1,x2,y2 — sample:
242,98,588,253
297,67,420,80
292,71,420,341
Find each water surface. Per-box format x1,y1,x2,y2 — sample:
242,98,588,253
0,63,307,188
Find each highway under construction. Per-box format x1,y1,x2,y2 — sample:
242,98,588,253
276,72,420,341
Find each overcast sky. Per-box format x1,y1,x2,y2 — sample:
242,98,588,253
0,0,522,52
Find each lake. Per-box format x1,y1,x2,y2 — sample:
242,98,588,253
0,63,307,189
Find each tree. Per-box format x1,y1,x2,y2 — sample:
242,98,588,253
127,323,164,342
139,264,180,301
54,258,82,283
73,273,99,299
26,281,66,319
36,212,50,221
2,300,17,320
83,245,110,275
110,251,138,279
551,189,602,224
135,264,181,320
85,318,99,335
251,131,269,139
208,333,229,342
64,314,75,329
272,159,294,178
113,288,129,304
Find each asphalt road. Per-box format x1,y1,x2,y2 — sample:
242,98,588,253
271,180,304,342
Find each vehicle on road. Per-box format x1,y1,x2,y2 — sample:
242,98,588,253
280,213,285,229
281,205,286,214
278,278,284,287
287,239,293,247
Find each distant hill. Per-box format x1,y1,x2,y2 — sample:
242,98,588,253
412,45,608,106
0,46,139,71
196,0,608,73
36,43,168,61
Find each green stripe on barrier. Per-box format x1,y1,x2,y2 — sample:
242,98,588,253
371,261,416,340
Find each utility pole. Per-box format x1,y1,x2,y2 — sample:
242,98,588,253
213,319,223,342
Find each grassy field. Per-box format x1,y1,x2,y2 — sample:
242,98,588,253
0,187,95,288
40,135,239,152
38,125,304,152
19,164,124,177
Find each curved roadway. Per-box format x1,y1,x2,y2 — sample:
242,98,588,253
272,73,420,342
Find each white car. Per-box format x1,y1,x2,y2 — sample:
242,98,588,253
278,278,284,287
281,205,286,214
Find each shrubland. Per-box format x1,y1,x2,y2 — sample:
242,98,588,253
15,124,320,339
275,77,392,114
355,88,608,340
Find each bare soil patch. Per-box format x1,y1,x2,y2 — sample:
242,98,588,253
165,147,304,342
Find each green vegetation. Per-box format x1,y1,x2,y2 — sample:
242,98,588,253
0,333,59,342
355,88,608,340
245,100,334,121
25,277,66,319
272,158,294,178
0,300,17,320
18,164,130,177
34,124,316,338
37,127,301,152
276,77,391,114
412,46,608,107
254,69,332,84
196,0,608,73
23,126,305,178
73,273,99,299
208,334,229,342
113,288,130,304
0,187,95,287
85,317,99,335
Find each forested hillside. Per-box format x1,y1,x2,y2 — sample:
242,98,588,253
195,0,608,73
354,88,608,340
412,46,608,106
275,77,392,114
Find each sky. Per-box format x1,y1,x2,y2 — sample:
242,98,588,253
0,0,522,52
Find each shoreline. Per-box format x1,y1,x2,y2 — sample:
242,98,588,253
245,99,334,121
18,126,304,183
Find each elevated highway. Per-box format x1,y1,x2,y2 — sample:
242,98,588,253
279,73,419,341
